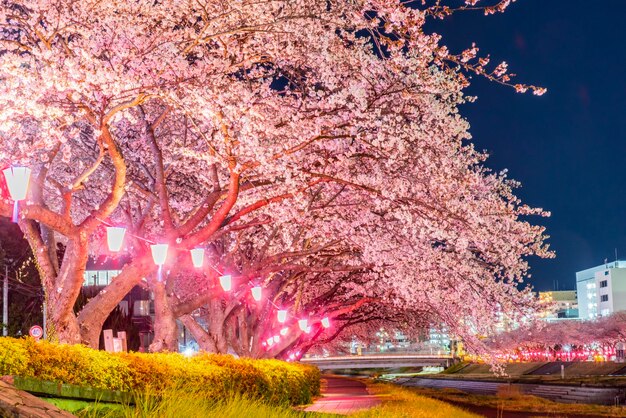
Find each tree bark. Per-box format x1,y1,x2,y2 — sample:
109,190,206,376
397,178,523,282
77,256,153,348
149,280,178,352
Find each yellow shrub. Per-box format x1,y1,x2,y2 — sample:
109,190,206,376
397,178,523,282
0,337,319,405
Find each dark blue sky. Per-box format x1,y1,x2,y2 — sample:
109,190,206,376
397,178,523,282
430,1,626,291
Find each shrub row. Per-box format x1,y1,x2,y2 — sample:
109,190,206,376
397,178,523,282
0,337,320,405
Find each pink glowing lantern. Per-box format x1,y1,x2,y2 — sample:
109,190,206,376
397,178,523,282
106,227,126,252
219,275,232,291
3,166,31,223
277,309,288,323
266,337,274,347
321,317,330,328
305,326,311,334
298,319,308,332
273,335,280,344
151,243,169,281
280,327,289,336
251,285,262,302
190,248,204,268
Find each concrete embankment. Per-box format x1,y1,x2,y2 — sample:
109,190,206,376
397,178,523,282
398,376,626,405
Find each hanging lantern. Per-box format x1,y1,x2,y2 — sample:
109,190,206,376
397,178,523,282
298,319,308,332
151,243,169,265
273,335,280,344
280,327,289,336
106,227,126,252
3,166,31,223
266,337,274,347
277,309,288,323
219,275,232,292
321,317,330,329
151,243,169,281
251,285,262,302
190,248,205,268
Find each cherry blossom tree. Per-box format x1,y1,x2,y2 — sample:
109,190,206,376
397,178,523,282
0,0,550,353
491,313,626,355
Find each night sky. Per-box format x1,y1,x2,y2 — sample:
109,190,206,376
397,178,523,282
430,1,626,291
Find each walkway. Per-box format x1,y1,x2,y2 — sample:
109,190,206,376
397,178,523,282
304,376,381,415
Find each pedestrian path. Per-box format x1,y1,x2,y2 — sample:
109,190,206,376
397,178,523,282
304,375,381,415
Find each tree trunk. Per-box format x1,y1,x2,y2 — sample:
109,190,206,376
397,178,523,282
43,238,88,344
179,315,219,352
77,256,152,348
149,280,178,352
178,300,228,353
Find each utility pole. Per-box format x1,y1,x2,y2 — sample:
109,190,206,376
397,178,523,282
43,301,47,340
3,264,8,336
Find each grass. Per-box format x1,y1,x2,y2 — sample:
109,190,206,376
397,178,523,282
45,389,332,418
44,381,481,418
351,382,480,418
405,385,626,417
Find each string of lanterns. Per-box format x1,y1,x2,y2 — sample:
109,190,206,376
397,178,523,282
2,165,332,353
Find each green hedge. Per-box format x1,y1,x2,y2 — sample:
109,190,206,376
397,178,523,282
0,338,320,405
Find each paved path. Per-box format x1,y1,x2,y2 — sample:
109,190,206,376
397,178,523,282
304,375,381,415
0,379,75,418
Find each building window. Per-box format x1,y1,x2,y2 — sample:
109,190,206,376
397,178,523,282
601,308,610,316
601,294,609,302
605,271,610,276
600,280,608,288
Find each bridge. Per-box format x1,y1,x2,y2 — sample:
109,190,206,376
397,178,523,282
300,354,454,370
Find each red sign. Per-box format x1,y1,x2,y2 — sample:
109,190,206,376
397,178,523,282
29,325,43,340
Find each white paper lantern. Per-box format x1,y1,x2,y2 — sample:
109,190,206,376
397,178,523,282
3,166,31,222
298,319,308,332
190,248,204,268
251,285,262,302
219,275,232,291
106,227,126,252
150,244,169,265
277,309,288,323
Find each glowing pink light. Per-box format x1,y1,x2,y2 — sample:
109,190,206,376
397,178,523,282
321,317,330,328
277,310,287,323
3,166,31,223
305,326,311,334
251,285,262,302
266,337,274,347
298,319,308,332
273,335,280,344
280,327,289,336
106,227,126,252
190,248,204,268
219,275,232,292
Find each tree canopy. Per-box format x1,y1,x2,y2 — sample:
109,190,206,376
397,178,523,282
0,0,551,356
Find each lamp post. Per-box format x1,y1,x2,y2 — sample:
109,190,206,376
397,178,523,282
3,166,31,223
